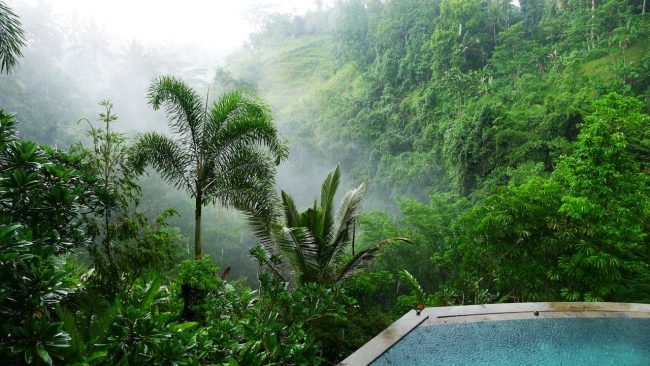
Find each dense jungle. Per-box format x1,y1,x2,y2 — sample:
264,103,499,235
0,0,649,364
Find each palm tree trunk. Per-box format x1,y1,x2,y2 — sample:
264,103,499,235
194,193,202,259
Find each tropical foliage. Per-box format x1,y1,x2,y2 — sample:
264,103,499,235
1,0,650,365
251,166,410,287
131,76,288,258
0,0,25,74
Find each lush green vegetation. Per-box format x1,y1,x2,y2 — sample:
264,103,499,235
1,0,649,365
0,0,24,74
229,0,650,303
132,76,287,259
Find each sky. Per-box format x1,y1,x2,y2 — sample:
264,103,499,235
18,0,329,56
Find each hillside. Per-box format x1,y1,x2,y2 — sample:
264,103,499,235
227,1,650,212
1,1,650,365
224,0,650,307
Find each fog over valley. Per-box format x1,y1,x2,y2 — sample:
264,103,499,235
1,1,649,364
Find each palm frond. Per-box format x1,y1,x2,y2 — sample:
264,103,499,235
206,147,281,225
208,147,277,189
263,257,290,283
204,90,288,165
281,191,301,228
318,166,341,243
399,269,426,306
331,180,368,246
334,237,412,283
147,76,204,160
320,180,368,277
130,132,194,195
276,227,319,283
202,90,241,143
222,183,280,231
0,1,26,74
243,209,281,247
333,246,380,283
227,182,277,216
249,167,405,286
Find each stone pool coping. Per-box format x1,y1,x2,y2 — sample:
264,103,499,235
338,302,650,366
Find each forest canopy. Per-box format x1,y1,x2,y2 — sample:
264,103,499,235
0,0,649,365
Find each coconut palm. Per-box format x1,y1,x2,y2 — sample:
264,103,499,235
0,0,26,74
131,76,287,258
253,166,411,286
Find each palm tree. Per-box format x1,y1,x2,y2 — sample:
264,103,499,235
253,166,410,286
131,76,287,258
66,18,112,87
0,0,26,74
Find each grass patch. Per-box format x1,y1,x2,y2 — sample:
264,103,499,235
582,43,647,80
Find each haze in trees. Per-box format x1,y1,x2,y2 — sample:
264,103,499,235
0,1,649,365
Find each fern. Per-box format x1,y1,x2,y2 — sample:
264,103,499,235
54,305,81,354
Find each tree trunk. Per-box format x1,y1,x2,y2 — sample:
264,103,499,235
590,0,596,50
643,0,646,16
104,210,115,271
505,0,510,30
194,193,202,259
180,283,196,321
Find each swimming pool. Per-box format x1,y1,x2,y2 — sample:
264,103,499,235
340,302,650,366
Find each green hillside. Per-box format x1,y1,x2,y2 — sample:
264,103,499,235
1,1,650,365
228,35,338,128
229,1,650,207
223,0,650,315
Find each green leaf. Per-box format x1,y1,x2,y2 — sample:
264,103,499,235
88,351,108,361
36,346,53,366
172,322,198,332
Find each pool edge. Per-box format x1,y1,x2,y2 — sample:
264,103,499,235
338,310,428,366
339,302,650,366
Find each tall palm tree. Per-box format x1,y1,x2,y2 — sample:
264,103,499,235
131,76,287,258
0,0,26,74
254,166,410,286
66,19,112,87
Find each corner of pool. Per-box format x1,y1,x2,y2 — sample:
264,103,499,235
340,302,650,366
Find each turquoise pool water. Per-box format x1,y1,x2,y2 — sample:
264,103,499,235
372,317,650,365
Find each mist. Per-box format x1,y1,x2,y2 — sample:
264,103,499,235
0,0,350,283
3,0,649,363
